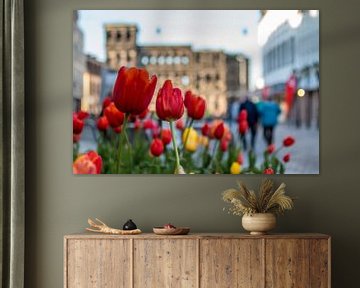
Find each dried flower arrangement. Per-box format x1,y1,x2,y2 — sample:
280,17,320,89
222,178,294,216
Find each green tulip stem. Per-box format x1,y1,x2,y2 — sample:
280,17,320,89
182,118,194,154
209,140,220,173
170,121,181,171
117,114,132,174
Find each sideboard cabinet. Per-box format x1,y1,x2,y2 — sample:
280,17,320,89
64,233,330,288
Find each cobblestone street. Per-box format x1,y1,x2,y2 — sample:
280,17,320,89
236,123,319,174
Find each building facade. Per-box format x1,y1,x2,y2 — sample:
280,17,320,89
260,10,319,127
73,11,85,111
104,24,249,117
82,55,103,116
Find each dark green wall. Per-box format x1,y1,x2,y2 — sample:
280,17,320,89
25,1,360,287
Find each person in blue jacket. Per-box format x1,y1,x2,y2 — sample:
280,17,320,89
258,98,281,146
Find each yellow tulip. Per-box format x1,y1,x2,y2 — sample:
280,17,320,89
182,128,199,152
198,136,209,147
230,162,241,174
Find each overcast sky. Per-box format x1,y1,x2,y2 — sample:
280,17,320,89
78,10,262,90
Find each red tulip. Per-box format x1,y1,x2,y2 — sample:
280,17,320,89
238,120,248,134
201,123,210,136
267,144,275,154
138,108,149,119
263,168,275,174
156,80,184,121
73,113,84,134
237,153,243,165
161,129,172,145
143,118,156,130
73,133,80,143
73,151,102,174
104,102,125,128
184,91,206,120
283,136,295,147
134,119,141,130
76,110,89,120
152,126,160,139
220,139,229,152
283,153,291,163
214,122,225,140
113,66,157,115
175,119,185,130
102,96,112,109
150,138,164,157
113,126,122,134
97,116,109,131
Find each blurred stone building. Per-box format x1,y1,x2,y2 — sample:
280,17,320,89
104,24,249,117
72,11,85,111
82,55,103,115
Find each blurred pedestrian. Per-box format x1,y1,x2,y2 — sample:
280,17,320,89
238,97,259,150
258,98,281,146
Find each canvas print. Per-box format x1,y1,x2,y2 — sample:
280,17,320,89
72,10,319,174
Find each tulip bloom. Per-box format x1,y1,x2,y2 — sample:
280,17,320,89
214,122,225,140
283,136,295,147
184,91,206,120
143,118,156,130
150,138,164,157
97,116,109,131
236,153,243,165
73,113,84,135
104,102,125,128
267,144,275,154
152,126,160,139
73,133,80,143
220,139,229,152
199,136,209,147
201,123,210,136
230,162,241,174
283,153,291,163
76,110,89,120
182,128,199,152
73,151,102,174
156,80,184,121
102,96,112,109
112,67,157,115
134,119,141,130
161,129,172,146
113,126,122,134
263,168,275,174
175,119,185,130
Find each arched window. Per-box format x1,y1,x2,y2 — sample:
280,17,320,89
150,56,157,65
181,56,189,65
141,56,149,65
158,56,165,65
166,56,173,65
116,31,121,41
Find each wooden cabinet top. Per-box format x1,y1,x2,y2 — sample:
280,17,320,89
65,232,330,240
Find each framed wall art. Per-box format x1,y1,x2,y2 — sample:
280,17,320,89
72,10,319,175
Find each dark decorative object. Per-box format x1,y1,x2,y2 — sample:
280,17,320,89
123,219,137,230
